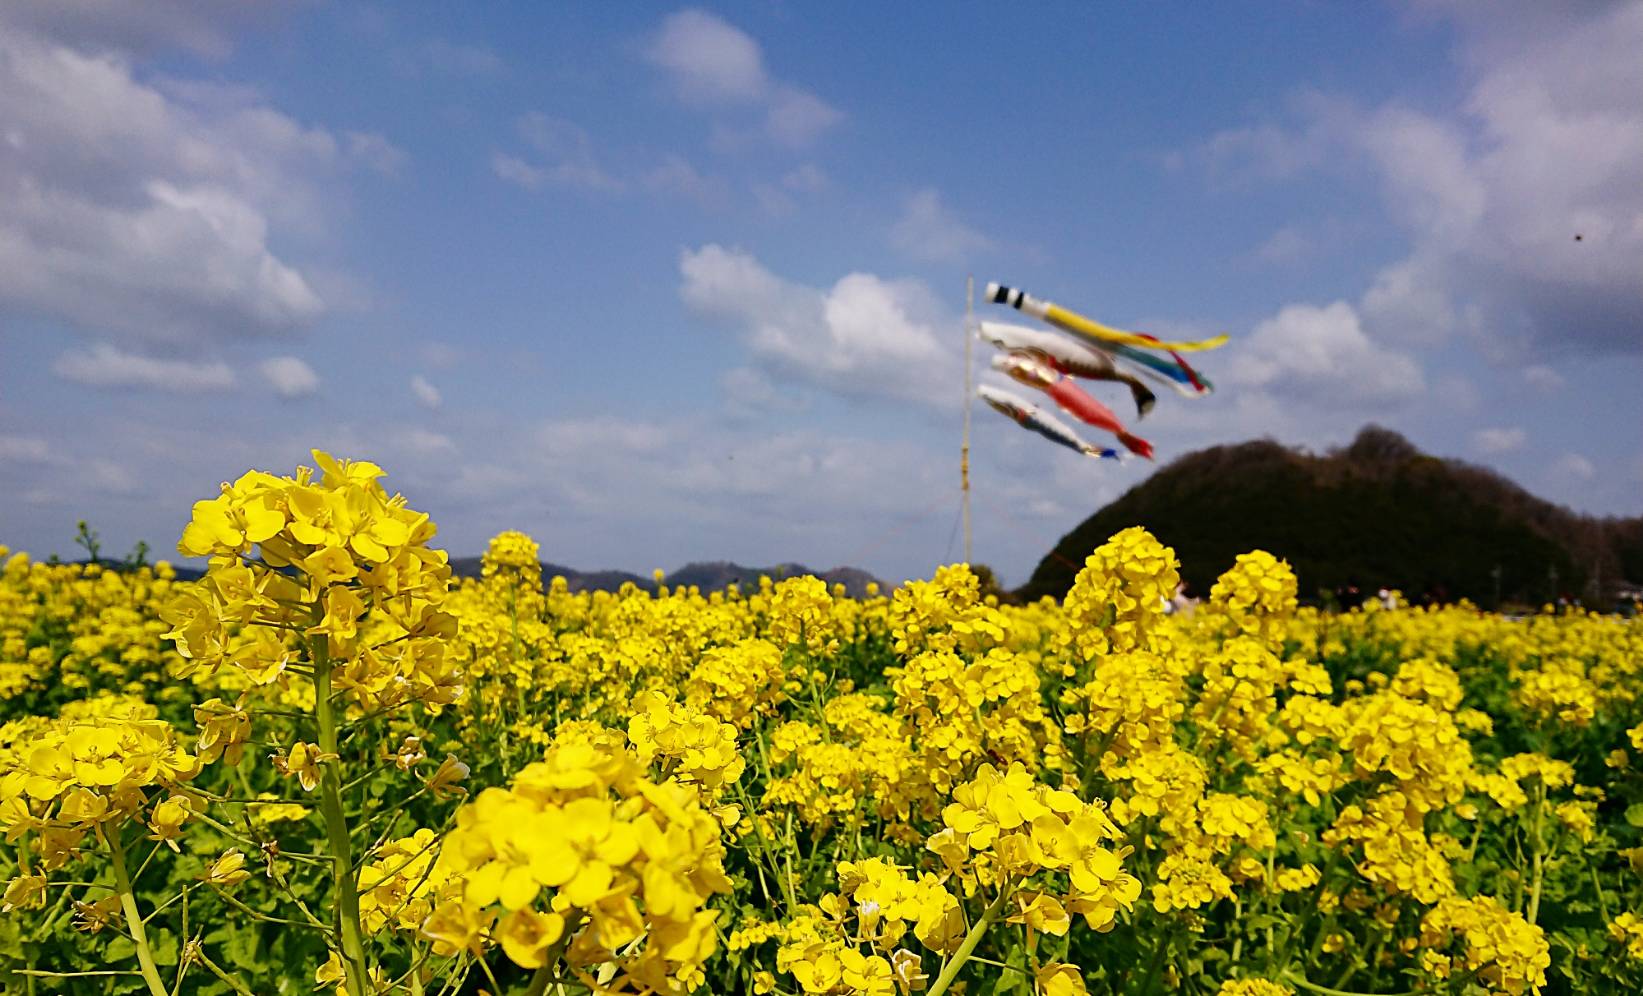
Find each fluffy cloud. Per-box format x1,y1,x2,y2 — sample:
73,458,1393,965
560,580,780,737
644,10,842,148
1194,3,1643,354
679,245,955,406
0,1,303,59
493,114,622,193
645,9,767,103
259,356,320,399
0,22,393,348
1472,426,1526,454
410,374,443,410
53,343,236,392
1223,301,1424,405
889,189,993,263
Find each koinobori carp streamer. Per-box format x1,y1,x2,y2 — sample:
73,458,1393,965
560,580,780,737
992,352,1154,460
984,282,1229,353
978,320,1158,417
976,383,1121,460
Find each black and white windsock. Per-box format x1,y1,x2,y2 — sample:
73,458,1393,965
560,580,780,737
986,283,1050,321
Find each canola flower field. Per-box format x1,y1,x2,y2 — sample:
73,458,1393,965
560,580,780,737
3,453,1643,996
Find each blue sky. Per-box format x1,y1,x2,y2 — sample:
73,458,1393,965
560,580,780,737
1,1,1640,585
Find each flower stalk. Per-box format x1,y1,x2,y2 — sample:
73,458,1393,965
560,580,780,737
313,625,372,996
107,828,170,996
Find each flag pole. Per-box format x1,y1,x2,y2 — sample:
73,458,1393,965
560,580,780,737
962,274,974,565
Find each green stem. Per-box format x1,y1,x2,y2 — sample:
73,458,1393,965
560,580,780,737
192,948,258,996
1284,971,1426,996
107,828,170,996
313,626,372,996
927,880,1014,996
1525,783,1547,926
1135,926,1175,996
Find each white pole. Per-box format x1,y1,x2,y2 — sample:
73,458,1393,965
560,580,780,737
962,275,974,565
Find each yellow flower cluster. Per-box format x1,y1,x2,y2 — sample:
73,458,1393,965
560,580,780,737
161,451,461,714
890,647,1060,790
1323,793,1455,903
775,859,963,994
1609,912,1643,960
765,695,922,829
424,734,731,990
1063,527,1179,659
1209,550,1298,644
683,637,788,727
0,712,201,870
626,690,747,793
930,762,1141,930
1420,894,1550,995
480,529,542,582
358,828,453,934
769,575,839,650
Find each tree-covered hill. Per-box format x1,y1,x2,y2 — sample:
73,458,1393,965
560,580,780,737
1017,426,1641,608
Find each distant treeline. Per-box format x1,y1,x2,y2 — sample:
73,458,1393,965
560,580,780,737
1018,426,1643,609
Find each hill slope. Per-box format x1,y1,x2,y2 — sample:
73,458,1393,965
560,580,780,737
1017,426,1639,607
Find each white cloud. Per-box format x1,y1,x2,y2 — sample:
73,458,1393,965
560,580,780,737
1554,452,1596,482
495,113,622,192
889,189,993,262
491,152,546,190
1358,256,1461,344
1194,5,1643,354
402,428,457,455
642,154,724,204
1251,225,1311,265
763,87,844,149
1473,426,1526,454
1197,99,1339,186
1224,300,1424,405
53,343,235,391
643,9,842,148
0,435,53,463
410,374,442,410
343,131,406,176
0,1,303,59
680,245,955,407
645,9,768,103
259,356,319,398
1522,364,1565,392
87,458,137,496
0,23,390,348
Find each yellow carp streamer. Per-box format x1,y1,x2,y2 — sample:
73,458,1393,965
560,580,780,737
987,282,1230,352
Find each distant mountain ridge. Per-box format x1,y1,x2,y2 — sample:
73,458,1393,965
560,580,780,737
1017,426,1643,608
445,557,882,597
